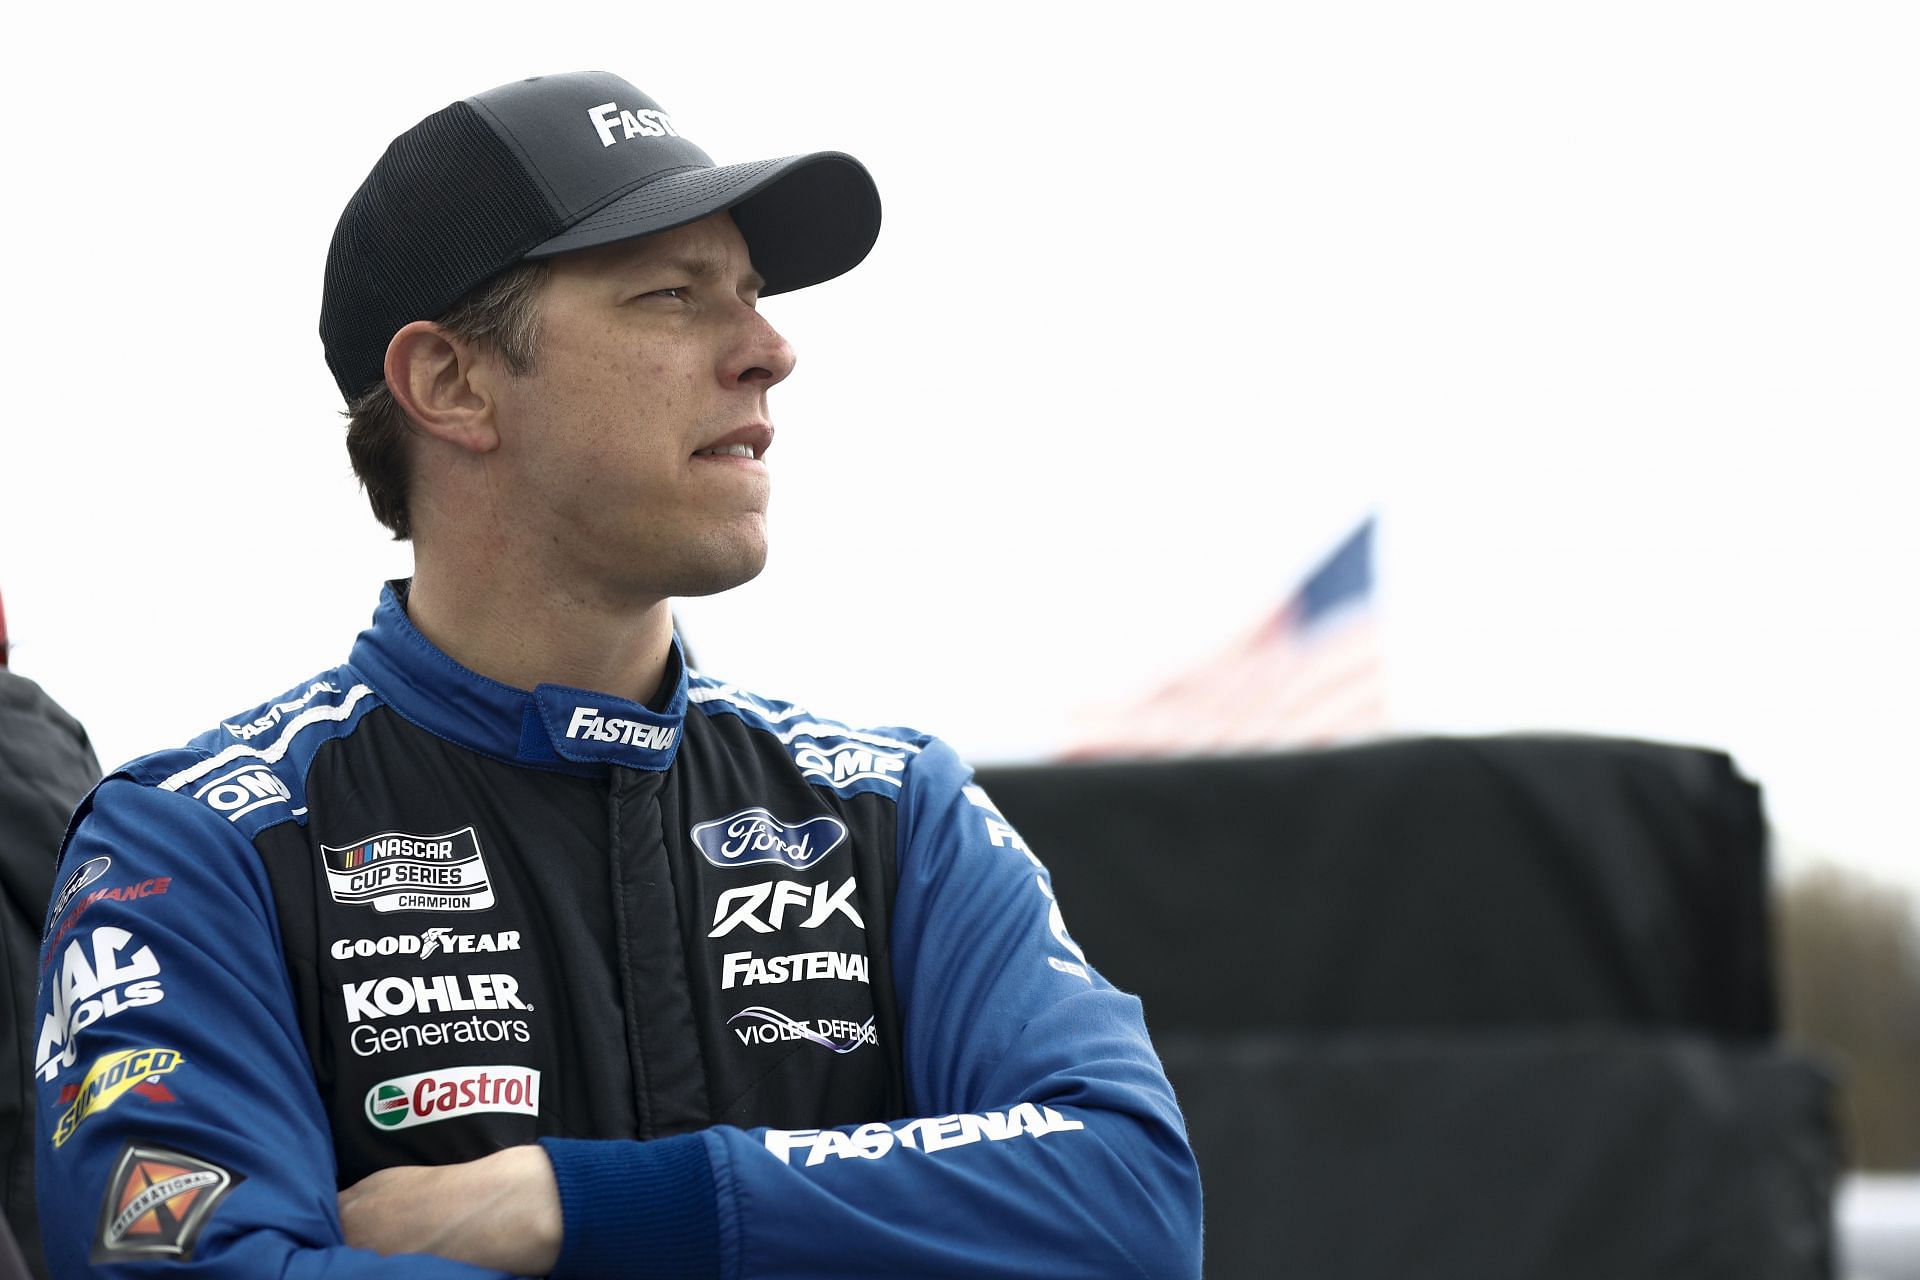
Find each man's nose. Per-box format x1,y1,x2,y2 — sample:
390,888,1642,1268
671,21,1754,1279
731,306,797,390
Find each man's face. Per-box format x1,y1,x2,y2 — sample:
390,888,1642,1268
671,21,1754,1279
481,210,795,603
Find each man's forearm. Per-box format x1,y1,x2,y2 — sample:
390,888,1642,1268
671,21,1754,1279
338,1145,562,1275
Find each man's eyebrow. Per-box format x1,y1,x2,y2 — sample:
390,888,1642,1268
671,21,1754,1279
650,253,766,295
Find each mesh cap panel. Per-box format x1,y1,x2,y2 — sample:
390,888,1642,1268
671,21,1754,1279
321,102,559,401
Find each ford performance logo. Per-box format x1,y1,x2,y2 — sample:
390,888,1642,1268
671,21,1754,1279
692,808,847,871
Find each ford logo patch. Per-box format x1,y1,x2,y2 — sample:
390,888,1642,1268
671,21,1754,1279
691,808,848,871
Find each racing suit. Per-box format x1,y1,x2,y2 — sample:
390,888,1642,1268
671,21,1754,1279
34,583,1201,1278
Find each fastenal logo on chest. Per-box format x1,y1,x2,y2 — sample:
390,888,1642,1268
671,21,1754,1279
321,827,494,914
691,807,848,871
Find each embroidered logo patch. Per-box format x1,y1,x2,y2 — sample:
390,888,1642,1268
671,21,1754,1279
92,1143,240,1263
50,856,112,924
54,1048,183,1147
321,827,495,913
364,1064,540,1131
691,808,848,871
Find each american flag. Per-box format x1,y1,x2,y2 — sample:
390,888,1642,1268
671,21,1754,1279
1061,518,1386,760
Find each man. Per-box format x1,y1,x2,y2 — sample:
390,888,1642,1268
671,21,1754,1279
35,73,1201,1277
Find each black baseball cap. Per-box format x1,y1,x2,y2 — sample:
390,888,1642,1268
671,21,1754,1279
320,71,881,401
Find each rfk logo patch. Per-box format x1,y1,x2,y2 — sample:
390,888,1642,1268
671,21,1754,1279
92,1144,241,1263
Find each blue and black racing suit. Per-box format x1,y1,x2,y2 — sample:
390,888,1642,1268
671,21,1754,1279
33,582,1201,1277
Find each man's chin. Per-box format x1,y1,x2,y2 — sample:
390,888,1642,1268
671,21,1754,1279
671,566,765,600
657,539,769,600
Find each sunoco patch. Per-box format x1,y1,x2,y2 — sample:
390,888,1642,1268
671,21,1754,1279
54,1047,183,1147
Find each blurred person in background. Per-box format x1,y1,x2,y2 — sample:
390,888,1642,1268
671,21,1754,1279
0,589,102,1277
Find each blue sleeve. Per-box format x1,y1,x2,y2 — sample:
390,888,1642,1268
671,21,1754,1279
34,775,516,1279
542,738,1203,1279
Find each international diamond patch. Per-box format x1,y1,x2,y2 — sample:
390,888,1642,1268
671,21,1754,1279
91,1143,241,1263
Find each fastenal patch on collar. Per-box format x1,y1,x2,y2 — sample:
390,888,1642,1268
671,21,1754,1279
691,807,849,871
533,684,683,769
91,1143,241,1263
321,827,495,914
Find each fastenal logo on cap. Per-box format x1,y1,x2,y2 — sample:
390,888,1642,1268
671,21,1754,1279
587,101,679,147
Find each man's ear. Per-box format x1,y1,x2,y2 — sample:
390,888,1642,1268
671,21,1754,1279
384,322,501,454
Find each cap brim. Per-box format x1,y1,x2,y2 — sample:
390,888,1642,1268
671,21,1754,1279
522,151,881,295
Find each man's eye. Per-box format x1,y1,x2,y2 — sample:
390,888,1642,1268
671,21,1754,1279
650,286,689,300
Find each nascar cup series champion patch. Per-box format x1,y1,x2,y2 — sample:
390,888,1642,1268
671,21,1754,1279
321,826,495,913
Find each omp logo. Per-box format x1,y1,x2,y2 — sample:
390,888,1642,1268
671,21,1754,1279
321,827,495,914
765,1103,1085,1167
92,1144,240,1263
728,1007,875,1054
38,927,165,1081
564,707,677,751
221,681,339,740
722,949,869,989
341,973,529,1024
587,101,680,147
50,856,111,922
691,808,847,871
708,878,863,938
53,1047,183,1147
192,764,290,822
794,743,908,789
365,1065,539,1131
329,929,522,961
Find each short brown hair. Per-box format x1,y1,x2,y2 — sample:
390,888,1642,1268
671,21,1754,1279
344,260,551,540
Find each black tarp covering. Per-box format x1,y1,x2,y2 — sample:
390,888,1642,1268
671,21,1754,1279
975,735,1774,1038
974,737,1833,1280
1161,1031,1835,1280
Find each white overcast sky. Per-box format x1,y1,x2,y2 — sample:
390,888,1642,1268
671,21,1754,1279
2,3,1914,897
